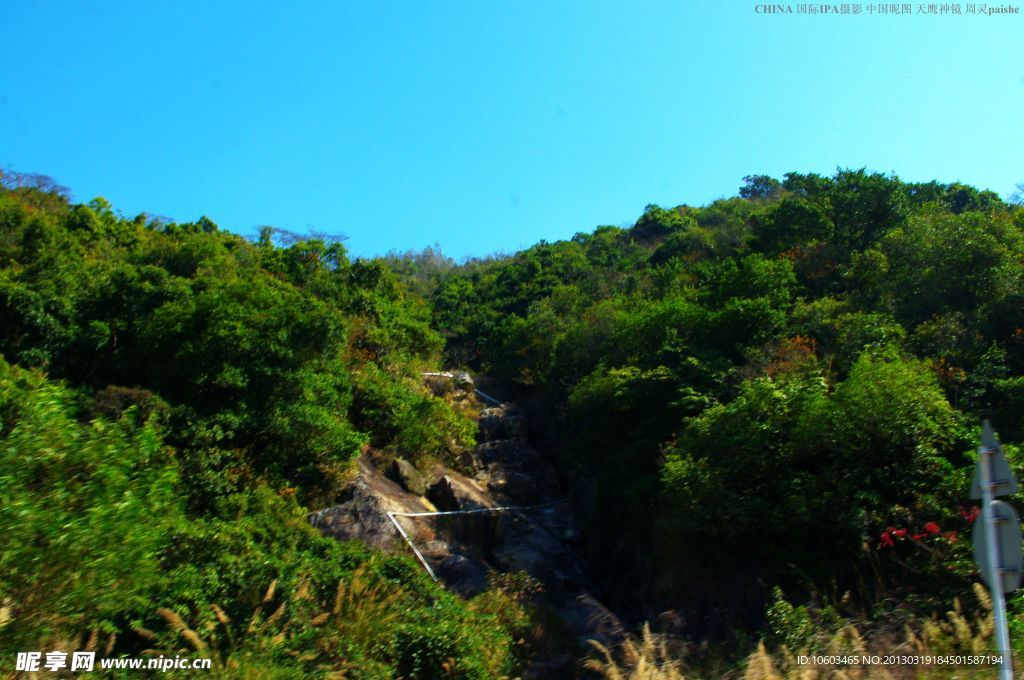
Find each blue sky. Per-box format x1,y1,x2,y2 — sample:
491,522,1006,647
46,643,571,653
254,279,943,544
1,2,1021,259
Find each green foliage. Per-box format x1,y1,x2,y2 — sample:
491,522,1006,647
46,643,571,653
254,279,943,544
0,180,464,504
880,209,1021,327
5,166,1023,672
416,167,1020,650
350,362,476,464
750,195,831,254
632,204,696,242
655,349,970,624
765,588,845,652
740,175,783,201
0,180,526,677
0,358,178,647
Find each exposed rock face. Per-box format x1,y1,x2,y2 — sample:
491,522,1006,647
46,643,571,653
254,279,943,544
427,470,493,511
422,371,477,411
436,553,490,597
474,405,562,504
308,456,431,551
478,404,528,440
386,457,427,496
309,379,625,676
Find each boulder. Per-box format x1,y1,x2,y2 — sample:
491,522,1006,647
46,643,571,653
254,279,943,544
386,457,427,496
308,482,399,551
307,455,433,551
552,594,628,648
437,554,489,597
487,470,540,504
427,475,460,512
475,438,543,469
478,405,528,441
426,472,493,512
426,474,498,546
489,508,591,594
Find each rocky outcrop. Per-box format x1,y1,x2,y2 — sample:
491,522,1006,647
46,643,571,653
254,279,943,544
309,377,625,676
386,457,427,496
427,469,494,511
422,371,478,411
308,455,431,552
474,405,562,504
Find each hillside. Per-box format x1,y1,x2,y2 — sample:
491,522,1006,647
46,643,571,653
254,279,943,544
2,168,1024,677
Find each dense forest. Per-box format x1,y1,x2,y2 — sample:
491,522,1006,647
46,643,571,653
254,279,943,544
2,167,1024,677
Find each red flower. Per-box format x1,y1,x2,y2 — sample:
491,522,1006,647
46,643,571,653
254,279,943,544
924,521,941,535
880,532,894,548
892,528,907,539
959,506,980,524
912,533,927,541
945,531,958,543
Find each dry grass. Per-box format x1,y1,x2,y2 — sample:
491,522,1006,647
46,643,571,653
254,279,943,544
587,585,1014,680
586,623,688,680
149,562,406,678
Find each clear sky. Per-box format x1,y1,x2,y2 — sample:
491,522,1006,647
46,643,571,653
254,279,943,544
1,2,1021,259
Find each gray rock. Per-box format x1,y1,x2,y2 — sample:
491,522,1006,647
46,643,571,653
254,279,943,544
426,473,493,512
437,554,489,597
487,470,540,503
308,389,628,665
307,455,434,551
427,475,460,511
478,405,528,441
552,594,628,648
386,457,427,496
476,438,543,469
